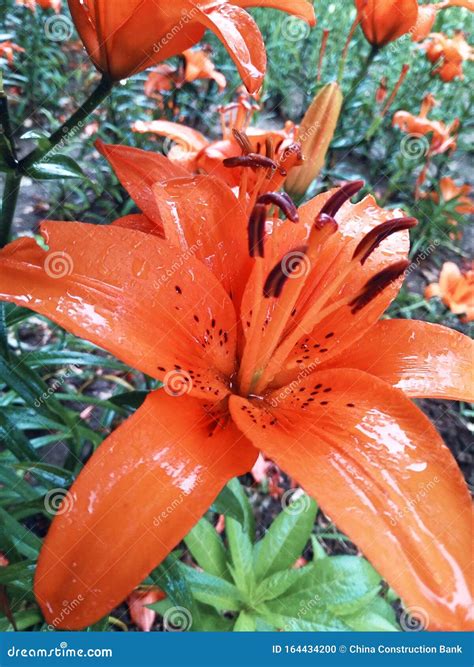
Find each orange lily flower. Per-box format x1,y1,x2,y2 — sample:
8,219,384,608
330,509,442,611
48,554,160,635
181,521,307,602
425,262,474,321
412,1,474,42
425,31,473,82
133,89,300,189
0,41,25,65
354,0,418,46
66,0,315,89
0,145,473,630
375,76,388,103
144,47,227,97
427,176,474,214
393,93,459,155
16,0,62,11
128,587,166,632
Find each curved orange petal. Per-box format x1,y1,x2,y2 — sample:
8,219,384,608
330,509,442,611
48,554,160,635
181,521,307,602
234,0,316,23
132,120,209,153
355,0,418,46
318,320,474,401
96,140,188,227
111,213,164,237
229,369,474,631
152,174,252,303
35,390,257,629
195,4,266,93
0,222,237,397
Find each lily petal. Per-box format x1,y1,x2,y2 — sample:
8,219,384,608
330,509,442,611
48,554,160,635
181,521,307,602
194,3,266,93
152,175,252,302
234,0,316,24
112,213,163,237
132,120,209,153
0,222,237,396
96,140,188,229
319,320,474,401
230,369,473,630
35,390,257,629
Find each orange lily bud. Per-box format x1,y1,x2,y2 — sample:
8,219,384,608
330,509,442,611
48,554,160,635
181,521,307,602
285,82,343,198
354,0,418,47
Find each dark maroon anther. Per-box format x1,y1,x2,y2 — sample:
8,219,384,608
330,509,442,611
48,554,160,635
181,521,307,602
314,212,338,232
319,180,365,218
232,128,252,155
248,204,267,258
263,246,309,298
352,217,418,265
349,260,410,313
257,192,299,222
223,154,279,171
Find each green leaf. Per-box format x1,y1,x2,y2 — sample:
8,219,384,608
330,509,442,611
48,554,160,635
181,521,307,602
0,411,39,461
210,480,246,526
151,552,197,618
0,561,35,592
27,154,85,180
254,493,317,581
0,608,43,631
0,507,42,559
226,516,255,595
179,563,243,612
342,597,399,631
13,463,73,489
259,606,351,632
255,566,313,603
184,518,229,580
108,390,149,410
233,611,256,631
25,350,129,371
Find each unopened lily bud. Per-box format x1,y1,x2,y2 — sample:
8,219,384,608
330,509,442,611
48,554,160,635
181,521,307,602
285,82,343,199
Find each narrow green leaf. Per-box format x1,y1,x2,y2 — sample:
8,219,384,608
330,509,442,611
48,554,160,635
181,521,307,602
179,563,243,612
210,480,246,526
0,412,39,461
184,518,229,580
254,493,317,581
27,154,85,180
0,507,42,559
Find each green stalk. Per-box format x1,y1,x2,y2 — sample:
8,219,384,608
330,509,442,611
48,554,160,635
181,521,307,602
0,172,21,248
20,75,114,173
341,46,378,112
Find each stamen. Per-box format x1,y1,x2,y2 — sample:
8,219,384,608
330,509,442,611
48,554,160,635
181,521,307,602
320,180,365,218
317,29,330,82
257,192,299,222
353,217,418,265
314,212,338,232
223,153,279,171
248,204,267,258
263,246,309,298
349,260,410,313
232,128,252,155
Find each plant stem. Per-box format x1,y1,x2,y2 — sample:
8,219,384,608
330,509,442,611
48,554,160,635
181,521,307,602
0,172,21,247
19,75,114,173
341,46,378,112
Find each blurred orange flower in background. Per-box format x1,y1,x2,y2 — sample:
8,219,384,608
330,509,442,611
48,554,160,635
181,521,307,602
425,31,473,81
425,262,474,321
16,0,62,11
0,40,25,65
393,93,459,155
354,0,418,46
66,0,315,89
127,588,166,632
412,0,474,42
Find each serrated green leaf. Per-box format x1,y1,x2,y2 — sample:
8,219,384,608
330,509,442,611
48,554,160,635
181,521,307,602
254,493,317,581
184,518,229,580
179,563,242,612
233,611,256,631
